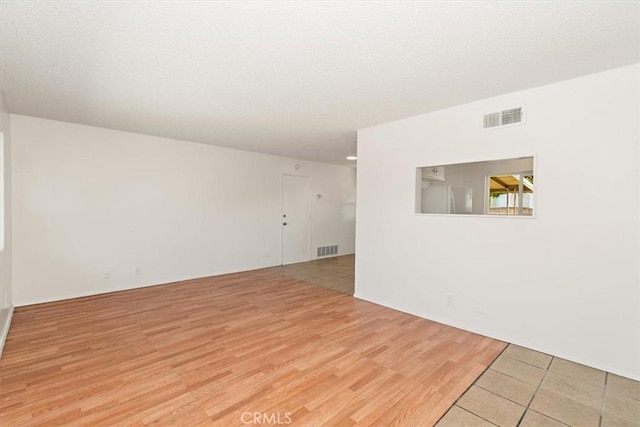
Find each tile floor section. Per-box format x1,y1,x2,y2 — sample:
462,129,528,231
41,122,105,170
436,344,640,426
266,254,355,295
267,255,640,426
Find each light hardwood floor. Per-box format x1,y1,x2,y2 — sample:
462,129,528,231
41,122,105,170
0,269,505,426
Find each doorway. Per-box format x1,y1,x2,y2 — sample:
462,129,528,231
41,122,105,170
281,175,311,265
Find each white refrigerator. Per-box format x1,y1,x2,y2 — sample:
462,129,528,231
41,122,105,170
421,185,473,214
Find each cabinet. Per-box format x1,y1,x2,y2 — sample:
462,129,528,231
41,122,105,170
422,166,445,181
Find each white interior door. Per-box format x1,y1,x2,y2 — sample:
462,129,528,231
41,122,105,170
281,175,310,265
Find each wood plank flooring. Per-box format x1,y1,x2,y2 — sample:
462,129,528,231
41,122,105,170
0,269,506,426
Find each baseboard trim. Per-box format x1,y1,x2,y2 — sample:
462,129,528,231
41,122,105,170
0,305,14,358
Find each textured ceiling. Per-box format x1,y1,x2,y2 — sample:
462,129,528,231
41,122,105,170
1,1,639,166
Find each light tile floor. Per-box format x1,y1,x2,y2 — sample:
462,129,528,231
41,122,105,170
266,255,640,426
266,254,355,295
437,344,640,427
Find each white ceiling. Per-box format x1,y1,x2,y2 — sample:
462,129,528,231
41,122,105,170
1,1,639,166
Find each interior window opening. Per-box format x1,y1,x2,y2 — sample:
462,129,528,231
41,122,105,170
416,156,534,217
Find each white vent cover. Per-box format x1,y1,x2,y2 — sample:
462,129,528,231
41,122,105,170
317,245,338,257
484,107,523,129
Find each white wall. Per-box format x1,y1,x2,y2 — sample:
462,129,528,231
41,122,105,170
12,116,356,306
356,64,640,380
0,92,13,356
0,93,11,308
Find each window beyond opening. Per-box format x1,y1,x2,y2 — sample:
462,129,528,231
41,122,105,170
488,173,534,216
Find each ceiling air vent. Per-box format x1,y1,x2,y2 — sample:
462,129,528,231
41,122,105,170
483,107,523,129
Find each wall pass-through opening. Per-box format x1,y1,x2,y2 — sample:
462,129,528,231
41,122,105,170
416,156,535,217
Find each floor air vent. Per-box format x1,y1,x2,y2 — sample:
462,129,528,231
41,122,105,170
317,245,338,257
484,107,523,128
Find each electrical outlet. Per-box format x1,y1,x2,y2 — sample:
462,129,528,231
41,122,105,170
135,267,142,275
474,299,485,314
445,294,454,306
104,271,111,279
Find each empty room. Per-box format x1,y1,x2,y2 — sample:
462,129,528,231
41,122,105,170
1,1,639,426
